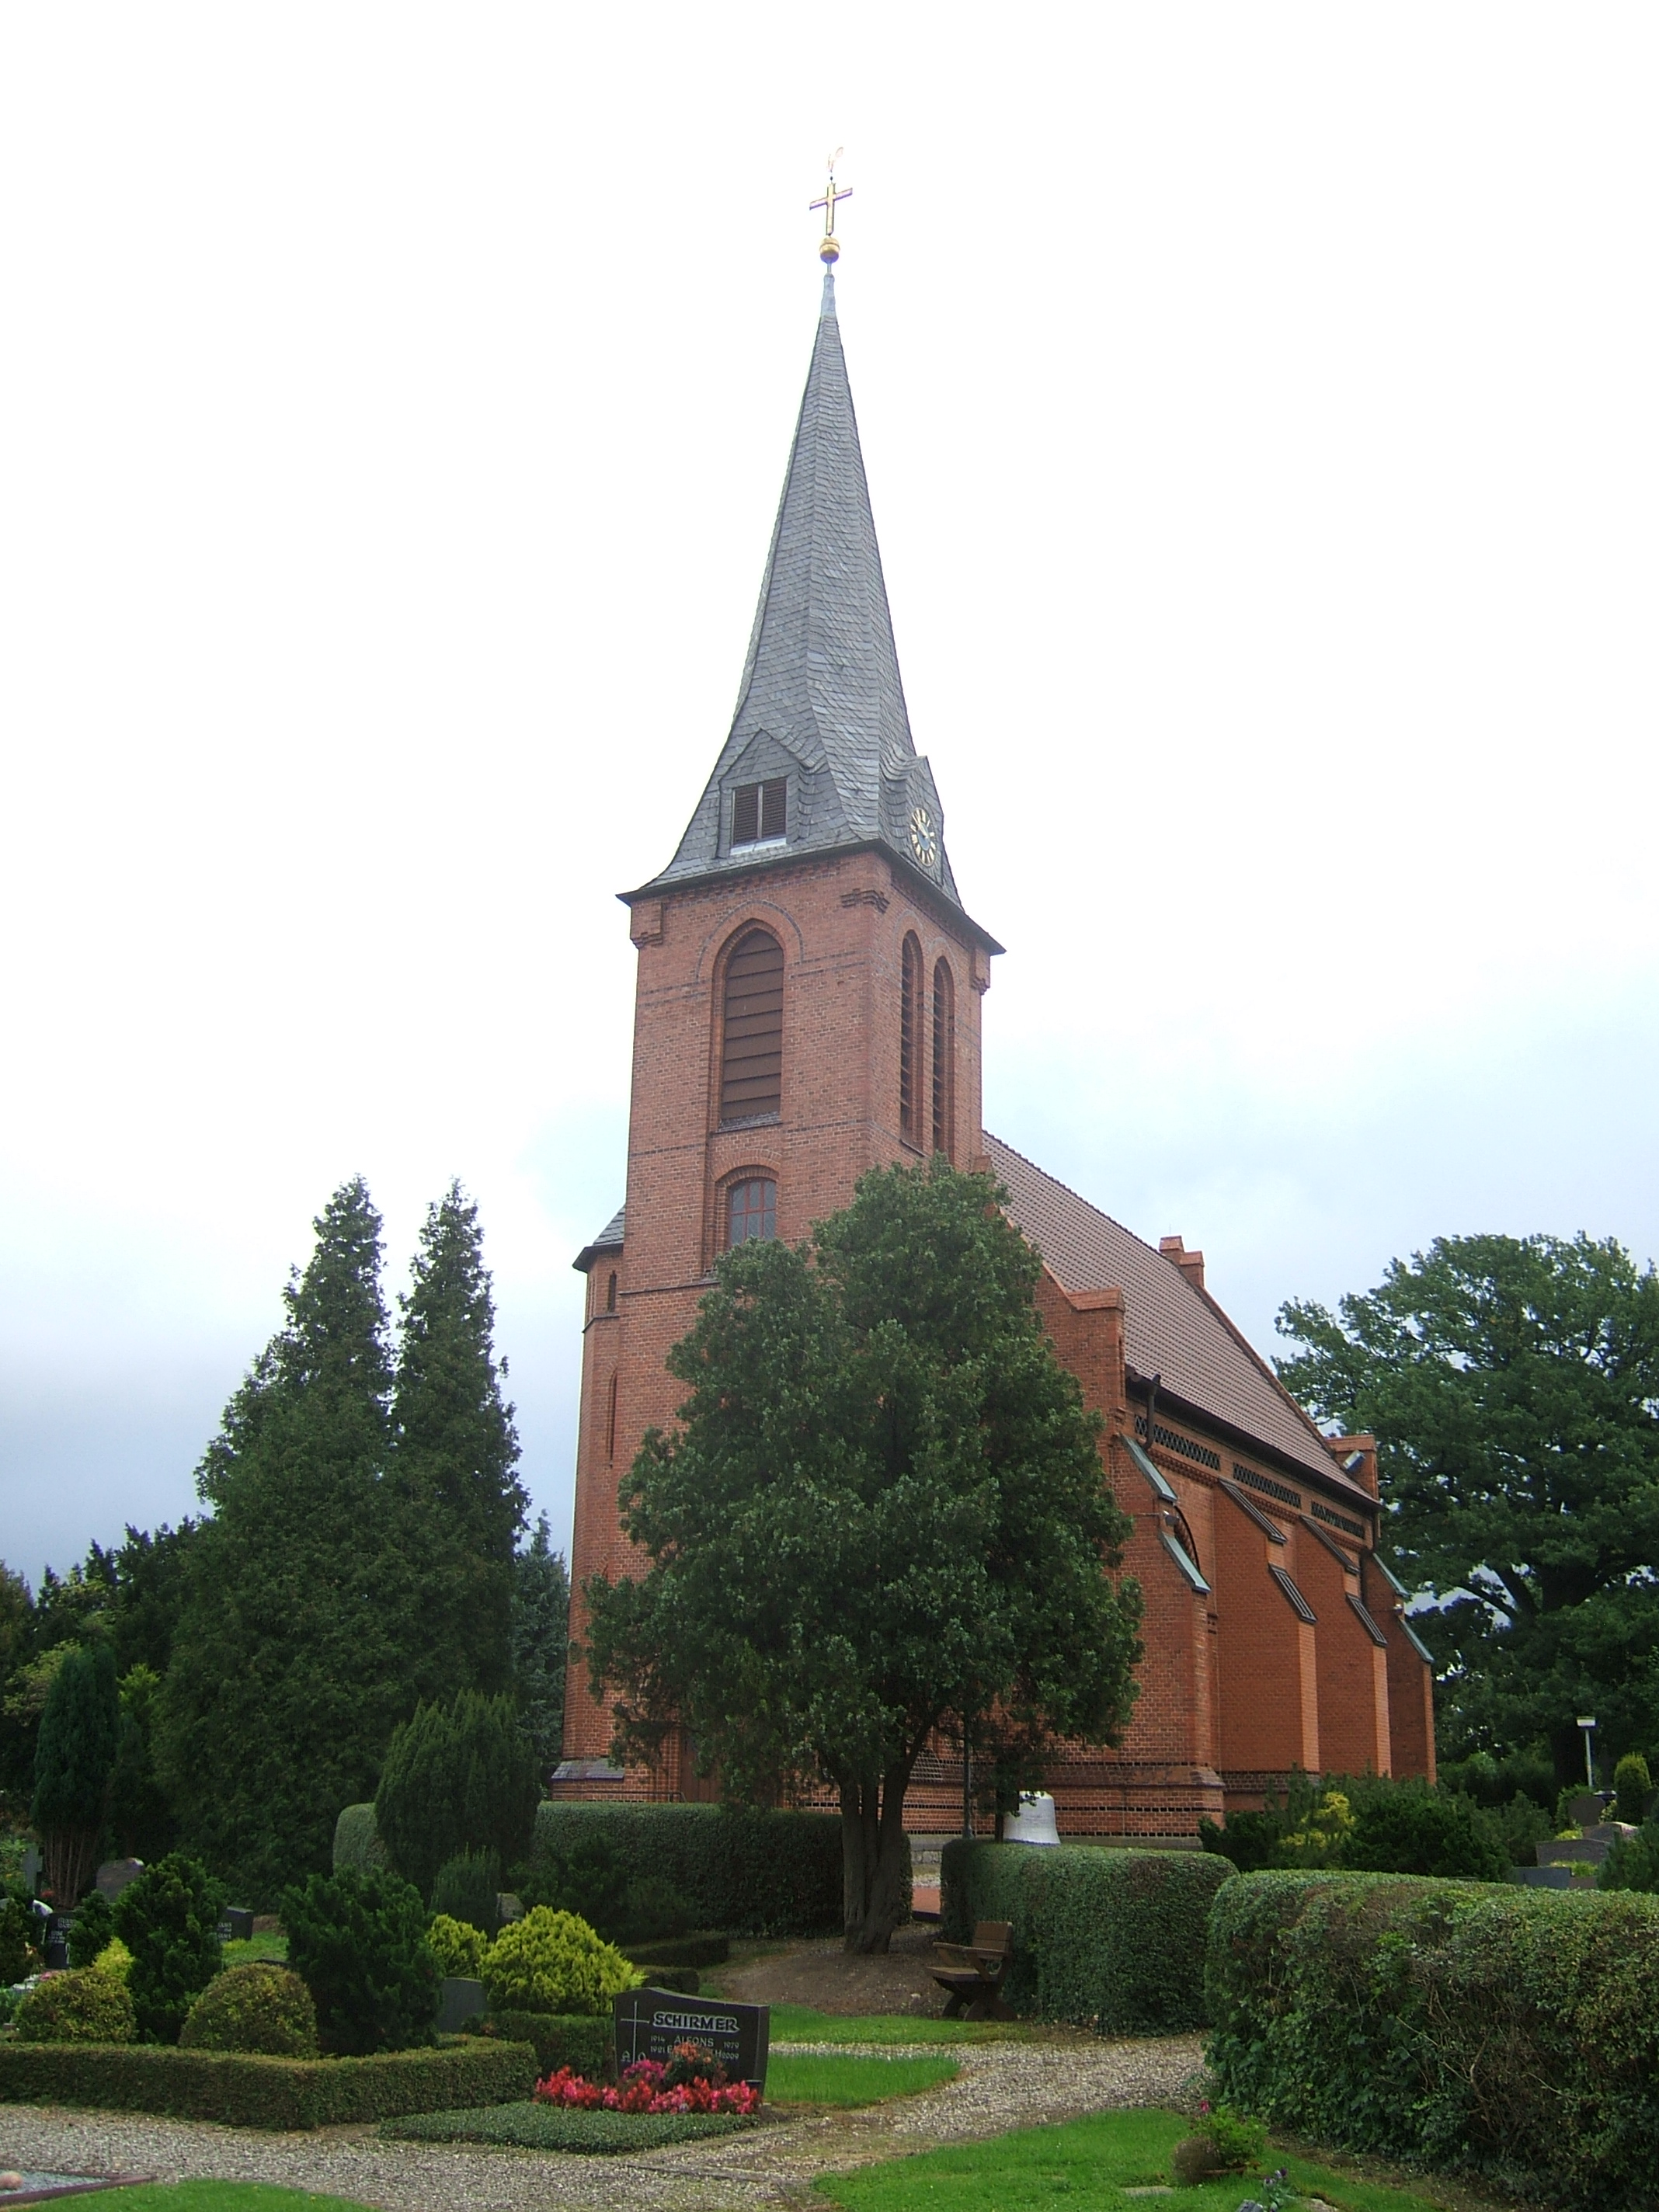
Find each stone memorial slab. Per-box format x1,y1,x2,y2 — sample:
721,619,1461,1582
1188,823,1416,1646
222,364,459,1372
436,1976,487,2033
94,1859,144,1901
217,1908,255,1943
612,1986,770,2092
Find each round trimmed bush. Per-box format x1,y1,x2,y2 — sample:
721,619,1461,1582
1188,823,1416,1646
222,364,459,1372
482,1907,639,2016
427,1912,487,1979
15,1966,137,2043
281,1865,440,2056
430,1849,500,1936
180,1963,319,2057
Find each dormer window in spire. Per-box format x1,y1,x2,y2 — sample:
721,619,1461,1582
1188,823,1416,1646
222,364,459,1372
732,778,787,850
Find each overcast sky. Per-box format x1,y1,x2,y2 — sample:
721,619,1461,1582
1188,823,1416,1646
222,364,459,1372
3,5,1655,1592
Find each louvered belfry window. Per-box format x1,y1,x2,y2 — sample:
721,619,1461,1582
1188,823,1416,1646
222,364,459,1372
899,934,924,1144
732,777,787,847
720,928,784,1123
931,958,955,1160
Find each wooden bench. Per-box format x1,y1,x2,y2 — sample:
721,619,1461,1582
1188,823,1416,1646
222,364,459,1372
929,1918,1016,2021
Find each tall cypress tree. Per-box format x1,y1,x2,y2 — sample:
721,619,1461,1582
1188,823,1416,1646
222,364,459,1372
32,1642,120,1904
157,1179,414,1903
391,1182,527,1699
511,1515,570,1780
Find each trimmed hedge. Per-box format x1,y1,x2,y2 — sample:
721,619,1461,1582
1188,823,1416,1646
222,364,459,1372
1206,1869,1659,2210
941,1841,1234,2033
482,2010,609,2081
332,1803,389,1875
0,2036,536,2129
628,1932,730,1968
382,2099,751,2152
527,1802,848,1936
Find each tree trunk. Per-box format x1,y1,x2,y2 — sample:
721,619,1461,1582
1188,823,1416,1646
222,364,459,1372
42,1824,99,1911
840,1762,914,1953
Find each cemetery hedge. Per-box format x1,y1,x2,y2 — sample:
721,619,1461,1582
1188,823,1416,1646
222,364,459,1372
331,1803,388,1876
0,2036,536,2129
1206,1869,1659,2209
940,1840,1234,2033
478,2010,608,2080
528,1802,849,1934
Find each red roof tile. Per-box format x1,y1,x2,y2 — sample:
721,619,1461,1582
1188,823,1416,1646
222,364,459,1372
985,1133,1368,1501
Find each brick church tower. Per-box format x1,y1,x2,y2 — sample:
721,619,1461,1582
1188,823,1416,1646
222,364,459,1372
558,269,1435,1828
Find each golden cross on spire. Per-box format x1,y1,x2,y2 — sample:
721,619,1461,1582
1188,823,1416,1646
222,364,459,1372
810,150,852,266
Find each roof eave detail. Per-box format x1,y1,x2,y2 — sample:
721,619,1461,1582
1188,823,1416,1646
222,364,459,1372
1127,1371,1375,1513
617,840,1005,957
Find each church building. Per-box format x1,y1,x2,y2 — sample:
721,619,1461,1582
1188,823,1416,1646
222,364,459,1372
557,249,1435,1835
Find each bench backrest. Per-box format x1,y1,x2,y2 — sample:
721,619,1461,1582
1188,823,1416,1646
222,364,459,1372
972,1919,1014,1954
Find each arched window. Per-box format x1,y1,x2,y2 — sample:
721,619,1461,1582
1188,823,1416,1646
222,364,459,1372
931,958,955,1160
725,1177,777,1247
899,934,924,1145
605,1372,618,1462
720,928,784,1125
606,1271,617,1313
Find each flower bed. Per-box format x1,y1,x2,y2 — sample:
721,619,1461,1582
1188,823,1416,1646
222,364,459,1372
536,2040,757,2116
381,2100,754,2153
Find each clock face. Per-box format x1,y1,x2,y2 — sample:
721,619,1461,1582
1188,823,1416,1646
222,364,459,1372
908,805,938,870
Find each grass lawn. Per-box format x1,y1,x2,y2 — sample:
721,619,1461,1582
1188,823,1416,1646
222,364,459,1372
218,1934,288,1967
768,2050,958,2107
769,2002,1024,2045
816,2109,1458,2211
93,2189,367,2212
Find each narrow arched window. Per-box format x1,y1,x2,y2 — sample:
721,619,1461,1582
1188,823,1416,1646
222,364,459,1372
605,1372,618,1462
899,934,924,1145
720,928,784,1125
606,1271,617,1313
931,958,955,1160
725,1177,777,1247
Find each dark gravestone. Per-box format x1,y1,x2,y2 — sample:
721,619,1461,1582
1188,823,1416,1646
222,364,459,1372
436,1977,487,2034
217,1909,255,1943
612,1987,770,2092
1569,1792,1605,1827
43,1915,74,1971
95,1859,144,1902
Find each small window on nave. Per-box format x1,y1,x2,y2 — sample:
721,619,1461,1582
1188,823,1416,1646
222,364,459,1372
732,777,787,847
726,1177,777,1247
899,934,924,1146
606,1271,617,1313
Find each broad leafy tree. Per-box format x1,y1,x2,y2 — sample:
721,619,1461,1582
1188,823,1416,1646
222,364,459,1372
1278,1233,1659,1783
585,1159,1143,1953
391,1182,527,1699
157,1180,415,1901
32,1640,120,1904
511,1515,570,1780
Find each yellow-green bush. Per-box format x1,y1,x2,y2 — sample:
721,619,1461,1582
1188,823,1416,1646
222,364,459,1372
482,1908,639,2017
94,1937,134,1981
427,1914,487,1979
180,1963,318,2057
15,1967,137,2044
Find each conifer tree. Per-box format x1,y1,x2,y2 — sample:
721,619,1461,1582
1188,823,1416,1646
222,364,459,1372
157,1179,415,1903
391,1182,526,1699
511,1515,569,1779
32,1641,120,1904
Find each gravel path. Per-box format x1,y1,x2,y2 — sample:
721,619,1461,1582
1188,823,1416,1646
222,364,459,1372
0,2035,1203,2211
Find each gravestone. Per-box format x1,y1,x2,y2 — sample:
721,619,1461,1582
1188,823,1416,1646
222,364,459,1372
1569,1792,1605,1828
612,1987,770,2092
95,1859,144,1901
217,1909,255,1943
43,1915,73,1970
436,1977,487,2033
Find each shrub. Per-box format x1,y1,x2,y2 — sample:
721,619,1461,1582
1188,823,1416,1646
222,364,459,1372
940,1841,1234,2033
375,1693,539,1899
1200,2101,1267,2170
32,1641,120,1908
1440,1748,1556,1813
427,1913,488,1979
1490,1790,1553,1867
332,1802,389,1875
1170,2133,1222,2184
430,1848,501,1936
1613,1752,1651,1827
628,1932,729,1969
282,1866,440,2056
94,1937,134,1981
111,1852,223,2043
482,1908,638,2017
1203,1772,1509,1880
67,1889,116,1967
0,1892,42,1982
479,2010,607,2081
1206,1869,1659,2209
15,1965,137,2043
180,1963,319,2057
525,1802,844,1939
0,2035,536,2127
1598,1821,1659,1894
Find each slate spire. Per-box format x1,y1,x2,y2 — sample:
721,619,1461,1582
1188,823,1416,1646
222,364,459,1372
641,272,965,913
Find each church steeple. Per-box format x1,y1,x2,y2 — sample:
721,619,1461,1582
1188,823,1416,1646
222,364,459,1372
639,273,974,921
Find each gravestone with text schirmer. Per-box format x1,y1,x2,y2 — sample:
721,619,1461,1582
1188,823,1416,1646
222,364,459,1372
612,1987,770,2092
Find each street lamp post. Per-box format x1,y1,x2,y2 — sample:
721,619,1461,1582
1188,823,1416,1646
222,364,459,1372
1577,1716,1598,1793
